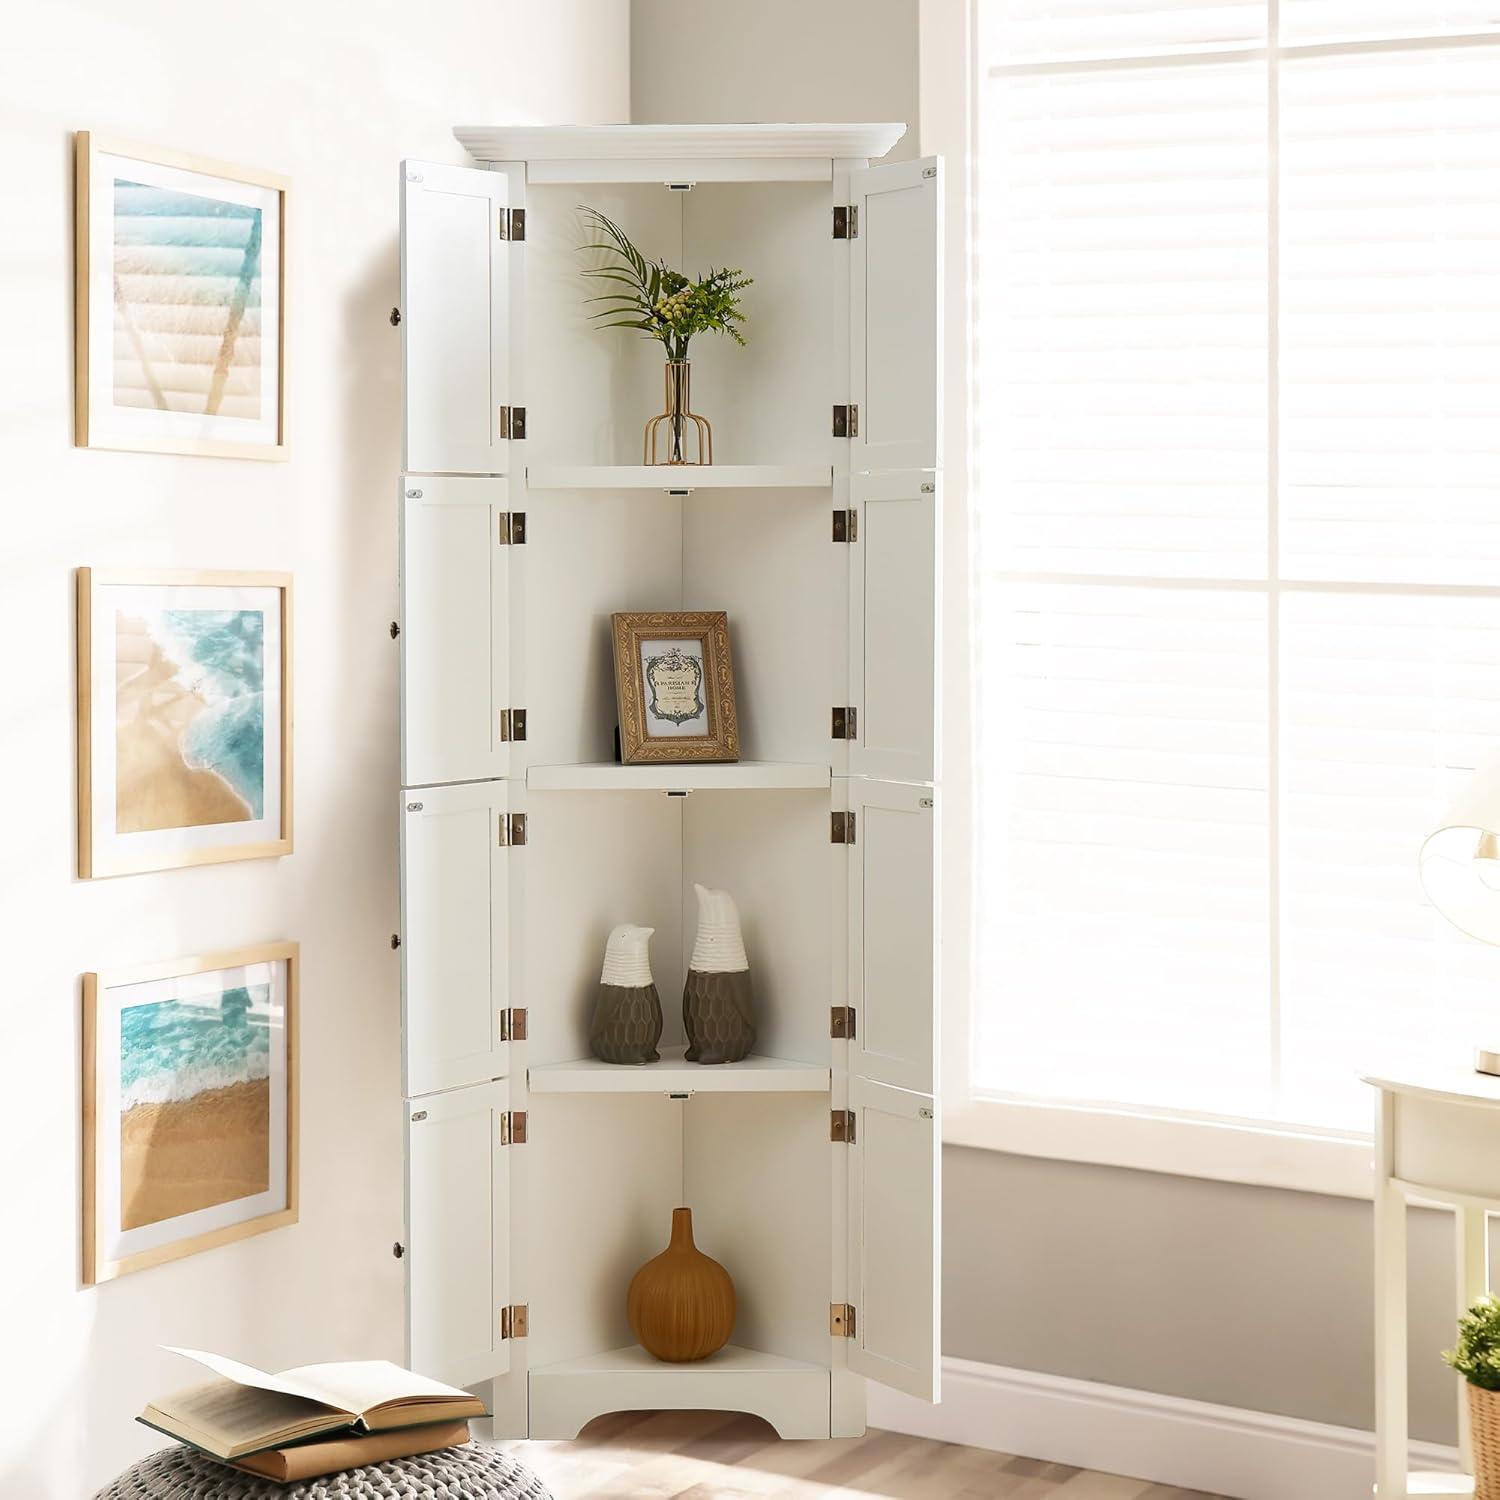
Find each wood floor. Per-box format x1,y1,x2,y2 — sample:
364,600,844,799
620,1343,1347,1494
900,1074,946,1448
500,1410,1233,1499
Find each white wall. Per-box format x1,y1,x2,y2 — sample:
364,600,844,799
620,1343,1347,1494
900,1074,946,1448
0,5,628,1495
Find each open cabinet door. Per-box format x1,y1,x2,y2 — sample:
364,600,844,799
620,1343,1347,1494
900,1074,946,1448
400,159,514,476
849,157,942,474
405,1078,512,1387
846,779,940,1401
399,476,513,787
399,781,511,1097
848,472,937,784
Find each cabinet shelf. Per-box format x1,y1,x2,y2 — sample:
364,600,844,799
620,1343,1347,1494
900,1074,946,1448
526,464,832,492
525,761,831,793
529,1046,830,1096
528,1343,831,1441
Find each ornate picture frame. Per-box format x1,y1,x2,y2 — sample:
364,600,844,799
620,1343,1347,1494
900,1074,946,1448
612,610,739,764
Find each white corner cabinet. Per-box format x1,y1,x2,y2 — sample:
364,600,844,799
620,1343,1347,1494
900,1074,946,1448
394,123,942,1441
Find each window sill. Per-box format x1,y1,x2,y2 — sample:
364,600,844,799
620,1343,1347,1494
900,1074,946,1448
944,1095,1376,1200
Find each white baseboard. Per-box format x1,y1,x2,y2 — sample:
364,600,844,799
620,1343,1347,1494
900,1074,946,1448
867,1357,1461,1500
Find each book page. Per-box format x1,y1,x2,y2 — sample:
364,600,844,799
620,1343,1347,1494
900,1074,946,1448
163,1347,358,1416
279,1359,474,1414
144,1379,343,1452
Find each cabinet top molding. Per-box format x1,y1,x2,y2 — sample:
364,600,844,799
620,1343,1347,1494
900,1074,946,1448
452,122,908,164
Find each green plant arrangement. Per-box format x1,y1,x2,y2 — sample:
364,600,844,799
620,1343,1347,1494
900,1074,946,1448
1447,1294,1500,1498
578,205,753,465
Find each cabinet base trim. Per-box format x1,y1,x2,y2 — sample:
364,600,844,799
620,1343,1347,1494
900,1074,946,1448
867,1356,1460,1500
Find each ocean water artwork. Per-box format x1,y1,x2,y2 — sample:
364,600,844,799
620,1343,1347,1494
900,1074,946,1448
119,981,273,1231
112,177,263,420
115,607,265,834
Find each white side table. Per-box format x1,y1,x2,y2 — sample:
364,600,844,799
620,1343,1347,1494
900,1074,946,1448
1367,1069,1500,1498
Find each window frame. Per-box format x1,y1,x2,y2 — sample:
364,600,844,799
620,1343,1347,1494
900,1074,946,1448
938,1,1500,1197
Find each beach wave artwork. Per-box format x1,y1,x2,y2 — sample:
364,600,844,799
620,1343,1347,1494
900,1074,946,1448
115,607,265,834
119,982,273,1231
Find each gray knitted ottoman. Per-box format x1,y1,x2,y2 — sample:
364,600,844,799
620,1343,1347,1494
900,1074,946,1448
95,1444,552,1499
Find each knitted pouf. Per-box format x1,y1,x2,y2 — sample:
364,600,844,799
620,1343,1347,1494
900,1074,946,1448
95,1444,552,1500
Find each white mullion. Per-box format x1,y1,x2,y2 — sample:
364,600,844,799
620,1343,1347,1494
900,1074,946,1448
991,572,1500,601
1267,0,1283,1103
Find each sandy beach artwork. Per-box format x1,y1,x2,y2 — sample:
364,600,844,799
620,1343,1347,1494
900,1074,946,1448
79,570,291,878
84,945,298,1285
75,134,286,460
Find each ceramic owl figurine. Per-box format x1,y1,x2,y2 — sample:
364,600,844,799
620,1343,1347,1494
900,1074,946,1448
682,884,755,1064
590,923,663,1065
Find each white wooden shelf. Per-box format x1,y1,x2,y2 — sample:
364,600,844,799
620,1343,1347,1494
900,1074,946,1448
526,464,832,492
1393,1474,1473,1497
454,122,906,164
525,761,831,793
528,1343,831,1441
530,1047,830,1096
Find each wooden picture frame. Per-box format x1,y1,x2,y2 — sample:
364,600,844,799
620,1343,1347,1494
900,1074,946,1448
612,610,740,764
78,568,294,878
83,942,299,1285
75,132,288,460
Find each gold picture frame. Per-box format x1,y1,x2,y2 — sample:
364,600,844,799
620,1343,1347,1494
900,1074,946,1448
75,132,288,460
612,610,740,764
78,567,294,878
83,942,299,1285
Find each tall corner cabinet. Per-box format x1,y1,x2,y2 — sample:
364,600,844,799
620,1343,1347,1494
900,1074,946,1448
394,122,942,1441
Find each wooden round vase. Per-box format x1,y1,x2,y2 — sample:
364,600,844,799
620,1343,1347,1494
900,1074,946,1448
627,1207,735,1362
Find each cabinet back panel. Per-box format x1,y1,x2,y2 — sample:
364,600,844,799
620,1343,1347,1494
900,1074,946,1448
522,791,686,1064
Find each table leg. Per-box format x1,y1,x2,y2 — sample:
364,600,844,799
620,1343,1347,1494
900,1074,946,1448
1375,1090,1408,1498
1457,1206,1488,1474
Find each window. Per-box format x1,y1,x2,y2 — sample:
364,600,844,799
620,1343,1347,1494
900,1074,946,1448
971,1,1500,1158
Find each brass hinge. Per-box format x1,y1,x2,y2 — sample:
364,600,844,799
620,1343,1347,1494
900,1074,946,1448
497,708,529,743
498,406,527,441
831,1006,855,1040
831,1108,856,1143
831,810,856,845
498,206,526,241
509,812,527,846
500,1007,528,1042
500,1304,529,1339
500,1110,528,1146
499,511,527,545
832,508,858,543
832,706,858,740
832,404,859,439
830,1303,856,1338
832,204,859,239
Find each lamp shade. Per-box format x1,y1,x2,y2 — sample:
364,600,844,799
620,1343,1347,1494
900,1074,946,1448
1420,755,1500,946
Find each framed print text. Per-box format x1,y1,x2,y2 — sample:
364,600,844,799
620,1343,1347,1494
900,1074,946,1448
83,943,298,1284
75,133,287,460
78,568,293,878
612,610,739,764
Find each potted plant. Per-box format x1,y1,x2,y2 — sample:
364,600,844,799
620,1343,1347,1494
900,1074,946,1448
1446,1293,1500,1495
579,206,751,466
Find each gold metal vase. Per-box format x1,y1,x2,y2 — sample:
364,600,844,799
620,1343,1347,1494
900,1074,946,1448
644,359,713,466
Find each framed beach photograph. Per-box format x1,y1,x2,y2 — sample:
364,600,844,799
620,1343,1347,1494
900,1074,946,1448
78,568,292,878
75,132,287,460
612,610,739,764
83,943,298,1285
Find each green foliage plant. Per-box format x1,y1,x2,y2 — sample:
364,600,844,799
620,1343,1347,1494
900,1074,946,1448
579,206,751,363
1446,1293,1500,1389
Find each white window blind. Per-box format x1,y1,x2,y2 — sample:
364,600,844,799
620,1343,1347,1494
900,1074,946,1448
974,2,1500,1137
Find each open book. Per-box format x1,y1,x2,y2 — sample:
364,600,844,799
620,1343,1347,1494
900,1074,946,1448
138,1347,486,1461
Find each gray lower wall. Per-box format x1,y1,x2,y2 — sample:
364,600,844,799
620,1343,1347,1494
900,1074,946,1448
631,0,1469,1447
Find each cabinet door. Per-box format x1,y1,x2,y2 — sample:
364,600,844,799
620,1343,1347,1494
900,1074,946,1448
399,782,510,1097
846,1075,939,1402
399,476,512,788
400,159,512,476
849,156,942,473
405,1078,511,1386
848,471,937,784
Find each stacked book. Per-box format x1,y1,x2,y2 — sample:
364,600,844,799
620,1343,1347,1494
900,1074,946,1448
139,1347,486,1483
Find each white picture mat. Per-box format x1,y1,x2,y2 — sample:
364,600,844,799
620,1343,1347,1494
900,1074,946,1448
99,958,290,1263
88,148,281,450
639,635,709,738
89,580,284,863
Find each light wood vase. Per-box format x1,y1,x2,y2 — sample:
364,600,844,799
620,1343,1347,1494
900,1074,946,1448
627,1207,735,1362
1471,1383,1500,1500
